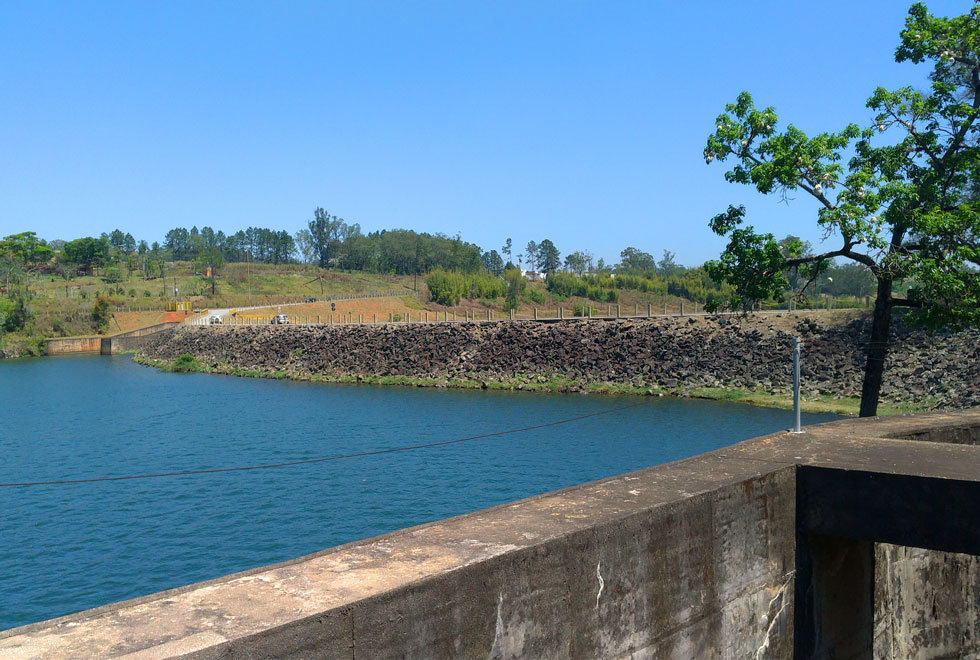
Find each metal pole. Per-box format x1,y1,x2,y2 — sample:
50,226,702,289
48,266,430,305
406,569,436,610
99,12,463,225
792,337,803,433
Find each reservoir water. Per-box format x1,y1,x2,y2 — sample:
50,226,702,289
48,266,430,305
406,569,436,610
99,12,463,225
0,354,840,631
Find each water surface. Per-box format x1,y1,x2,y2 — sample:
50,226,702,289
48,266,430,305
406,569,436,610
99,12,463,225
0,354,839,630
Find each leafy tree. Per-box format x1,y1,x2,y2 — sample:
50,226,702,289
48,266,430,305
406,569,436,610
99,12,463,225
703,3,980,416
91,296,111,332
537,239,561,274
308,208,345,268
163,227,189,261
617,247,657,273
0,232,53,268
101,266,123,284
0,290,30,333
524,240,539,271
564,250,594,275
658,250,681,277
482,249,505,276
295,229,316,264
62,236,110,274
195,246,225,295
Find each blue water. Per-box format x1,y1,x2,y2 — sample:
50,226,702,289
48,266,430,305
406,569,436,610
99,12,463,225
0,354,839,630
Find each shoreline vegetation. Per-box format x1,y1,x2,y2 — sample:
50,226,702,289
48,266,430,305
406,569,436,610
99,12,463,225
131,352,909,417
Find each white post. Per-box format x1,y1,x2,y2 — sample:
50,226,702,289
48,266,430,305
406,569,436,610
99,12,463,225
792,337,803,433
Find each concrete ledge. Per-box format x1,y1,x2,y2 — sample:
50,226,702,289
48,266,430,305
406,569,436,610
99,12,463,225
3,409,980,659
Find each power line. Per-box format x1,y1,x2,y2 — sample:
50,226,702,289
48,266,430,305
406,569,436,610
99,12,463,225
0,400,650,488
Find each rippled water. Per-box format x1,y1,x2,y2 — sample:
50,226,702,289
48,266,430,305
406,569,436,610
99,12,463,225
0,354,839,630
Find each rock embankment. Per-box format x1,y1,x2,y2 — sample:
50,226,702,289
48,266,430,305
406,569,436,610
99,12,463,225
135,316,980,410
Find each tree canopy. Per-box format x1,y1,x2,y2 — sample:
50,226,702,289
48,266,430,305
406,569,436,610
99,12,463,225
703,2,980,416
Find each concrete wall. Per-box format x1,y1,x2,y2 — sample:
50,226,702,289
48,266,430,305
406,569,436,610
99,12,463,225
3,409,980,660
100,322,180,354
43,336,102,354
0,440,799,659
874,423,980,659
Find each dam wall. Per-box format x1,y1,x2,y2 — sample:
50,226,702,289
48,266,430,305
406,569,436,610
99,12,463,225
43,335,102,354
136,317,980,410
3,409,980,659
44,322,181,356
99,322,181,354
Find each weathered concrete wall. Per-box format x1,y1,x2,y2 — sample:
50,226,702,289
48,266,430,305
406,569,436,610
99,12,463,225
875,544,980,660
135,317,980,410
0,444,798,659
100,322,180,354
43,336,102,354
874,423,980,659
3,410,979,660
45,323,180,356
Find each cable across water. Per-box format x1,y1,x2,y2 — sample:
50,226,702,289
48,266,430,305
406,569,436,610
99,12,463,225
0,400,650,488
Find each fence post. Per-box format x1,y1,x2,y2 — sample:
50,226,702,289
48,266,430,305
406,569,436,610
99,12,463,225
559,307,564,319
616,304,620,318
634,303,638,316
317,315,320,324
374,313,377,323
664,296,667,315
453,310,457,321
680,302,685,316
534,308,537,320
389,313,393,322
647,303,651,317
510,309,514,320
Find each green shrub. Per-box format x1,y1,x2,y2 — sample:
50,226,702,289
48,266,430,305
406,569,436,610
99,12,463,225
170,354,200,373
426,269,506,305
91,296,111,331
503,267,525,311
525,288,545,304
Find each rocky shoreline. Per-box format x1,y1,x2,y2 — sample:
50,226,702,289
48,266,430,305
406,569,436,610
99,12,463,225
133,314,980,412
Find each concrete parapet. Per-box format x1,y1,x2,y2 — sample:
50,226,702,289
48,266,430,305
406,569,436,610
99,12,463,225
2,409,979,659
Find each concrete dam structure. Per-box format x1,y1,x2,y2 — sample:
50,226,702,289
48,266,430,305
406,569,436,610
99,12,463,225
3,409,979,659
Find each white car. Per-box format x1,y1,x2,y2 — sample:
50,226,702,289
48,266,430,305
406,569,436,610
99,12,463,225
208,315,223,325
271,314,290,325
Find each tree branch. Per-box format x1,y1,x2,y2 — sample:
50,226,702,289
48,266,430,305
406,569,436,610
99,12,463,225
786,244,877,271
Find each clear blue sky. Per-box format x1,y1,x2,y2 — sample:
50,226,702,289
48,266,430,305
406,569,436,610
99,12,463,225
0,1,972,266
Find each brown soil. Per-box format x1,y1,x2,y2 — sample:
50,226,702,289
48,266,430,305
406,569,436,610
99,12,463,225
244,297,424,322
108,311,170,334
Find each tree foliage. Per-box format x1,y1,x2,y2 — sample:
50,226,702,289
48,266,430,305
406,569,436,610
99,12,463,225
703,2,980,415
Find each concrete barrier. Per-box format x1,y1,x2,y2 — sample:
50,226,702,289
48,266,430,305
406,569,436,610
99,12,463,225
2,409,979,659
45,323,181,356
43,336,102,354
100,322,181,354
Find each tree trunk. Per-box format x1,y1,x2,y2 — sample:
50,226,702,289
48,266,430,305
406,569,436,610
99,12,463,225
859,278,893,417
